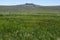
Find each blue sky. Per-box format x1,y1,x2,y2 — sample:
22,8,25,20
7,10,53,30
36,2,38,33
0,0,60,6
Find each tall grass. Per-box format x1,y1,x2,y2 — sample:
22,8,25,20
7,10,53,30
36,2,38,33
0,13,60,40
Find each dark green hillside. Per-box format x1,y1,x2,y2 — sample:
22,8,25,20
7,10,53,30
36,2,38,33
0,3,60,12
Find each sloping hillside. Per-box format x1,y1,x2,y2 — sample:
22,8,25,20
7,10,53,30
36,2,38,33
0,3,60,13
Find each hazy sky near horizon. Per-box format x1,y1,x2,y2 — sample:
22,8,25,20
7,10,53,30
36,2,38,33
0,0,60,6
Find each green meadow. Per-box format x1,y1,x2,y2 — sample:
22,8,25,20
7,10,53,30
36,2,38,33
0,12,60,40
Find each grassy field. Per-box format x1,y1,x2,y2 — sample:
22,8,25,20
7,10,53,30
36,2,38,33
0,12,60,40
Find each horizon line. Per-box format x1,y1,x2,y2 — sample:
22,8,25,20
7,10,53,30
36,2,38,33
0,3,60,6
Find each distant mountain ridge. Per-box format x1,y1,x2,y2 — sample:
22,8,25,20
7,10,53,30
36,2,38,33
0,3,60,13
